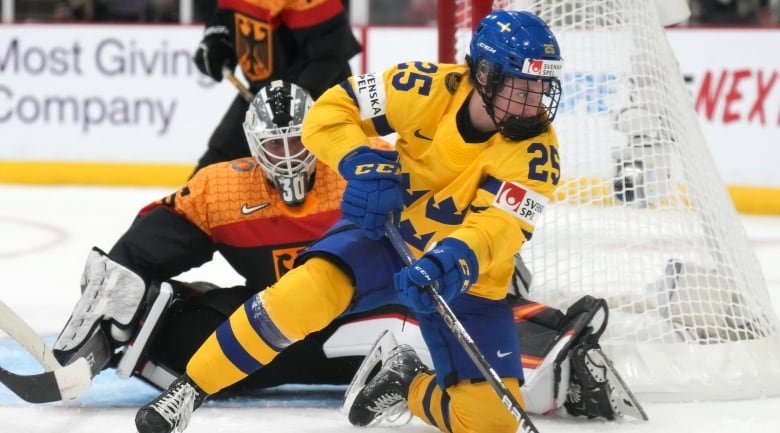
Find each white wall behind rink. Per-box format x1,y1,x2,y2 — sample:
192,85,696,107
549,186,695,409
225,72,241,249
0,24,777,189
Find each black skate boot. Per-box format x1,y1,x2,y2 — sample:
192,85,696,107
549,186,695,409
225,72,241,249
348,344,431,427
564,343,648,421
135,374,207,433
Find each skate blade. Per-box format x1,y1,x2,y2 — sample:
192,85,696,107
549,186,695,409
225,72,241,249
341,329,399,415
592,348,649,421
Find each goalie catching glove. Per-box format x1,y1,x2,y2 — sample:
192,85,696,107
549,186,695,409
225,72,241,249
394,238,479,313
338,146,403,240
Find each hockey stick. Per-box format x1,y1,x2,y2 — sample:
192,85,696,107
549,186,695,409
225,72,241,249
222,66,254,103
384,222,540,433
0,300,92,403
0,301,60,370
0,360,91,403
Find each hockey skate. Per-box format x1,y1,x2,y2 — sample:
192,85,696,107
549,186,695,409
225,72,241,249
565,342,648,421
344,330,431,427
135,374,207,433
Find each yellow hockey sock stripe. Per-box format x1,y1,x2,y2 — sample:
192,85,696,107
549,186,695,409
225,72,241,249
409,373,452,432
211,311,264,375
423,376,453,433
185,295,291,395
186,333,248,395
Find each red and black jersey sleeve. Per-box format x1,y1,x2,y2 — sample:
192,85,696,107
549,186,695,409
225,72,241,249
107,207,216,285
109,158,345,290
279,0,361,97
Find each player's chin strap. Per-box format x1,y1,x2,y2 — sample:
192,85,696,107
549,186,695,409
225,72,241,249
384,221,541,433
0,300,92,403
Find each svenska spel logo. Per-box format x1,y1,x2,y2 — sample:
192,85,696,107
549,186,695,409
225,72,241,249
492,181,549,226
528,60,543,74
495,182,528,212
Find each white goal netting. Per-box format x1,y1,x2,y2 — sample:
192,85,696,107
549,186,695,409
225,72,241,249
444,0,780,401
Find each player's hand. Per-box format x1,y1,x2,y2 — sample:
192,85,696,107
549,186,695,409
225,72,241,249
394,238,479,313
193,25,237,82
338,146,402,240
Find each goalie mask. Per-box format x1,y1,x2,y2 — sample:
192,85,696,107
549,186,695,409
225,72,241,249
467,10,563,141
243,80,315,206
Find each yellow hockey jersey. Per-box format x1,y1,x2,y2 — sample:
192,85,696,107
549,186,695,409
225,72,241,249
303,62,560,300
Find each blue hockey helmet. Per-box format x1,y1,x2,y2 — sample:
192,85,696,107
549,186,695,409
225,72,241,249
467,10,563,140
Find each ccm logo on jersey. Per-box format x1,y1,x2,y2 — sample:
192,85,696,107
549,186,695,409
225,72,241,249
354,73,387,120
354,163,399,175
493,182,548,226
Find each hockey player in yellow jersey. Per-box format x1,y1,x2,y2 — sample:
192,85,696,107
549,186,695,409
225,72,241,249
135,9,564,433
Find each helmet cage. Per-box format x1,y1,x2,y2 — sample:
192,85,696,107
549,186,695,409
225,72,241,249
472,58,562,141
249,127,316,206
243,81,315,206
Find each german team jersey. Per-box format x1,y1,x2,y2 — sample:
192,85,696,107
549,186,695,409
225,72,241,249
109,159,342,290
212,0,360,97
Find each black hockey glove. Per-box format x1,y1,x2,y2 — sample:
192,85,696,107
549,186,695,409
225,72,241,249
193,25,237,82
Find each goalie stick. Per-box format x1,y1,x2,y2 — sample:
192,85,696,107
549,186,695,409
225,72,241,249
0,300,92,403
384,222,541,433
222,65,254,102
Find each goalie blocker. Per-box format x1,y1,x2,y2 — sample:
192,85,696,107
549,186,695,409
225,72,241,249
44,250,644,421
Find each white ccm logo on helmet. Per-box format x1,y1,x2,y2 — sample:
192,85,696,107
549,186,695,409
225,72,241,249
477,42,497,53
492,181,549,226
353,73,388,121
521,59,563,78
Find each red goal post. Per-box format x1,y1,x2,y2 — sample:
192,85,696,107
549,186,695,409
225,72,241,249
437,0,492,63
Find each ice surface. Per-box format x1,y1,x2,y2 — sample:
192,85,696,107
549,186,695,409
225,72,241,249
1,185,779,433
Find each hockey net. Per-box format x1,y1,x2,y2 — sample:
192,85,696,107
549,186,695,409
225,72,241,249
439,0,780,401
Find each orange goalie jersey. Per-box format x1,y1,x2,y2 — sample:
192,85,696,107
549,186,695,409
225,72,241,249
138,158,344,289
122,137,390,290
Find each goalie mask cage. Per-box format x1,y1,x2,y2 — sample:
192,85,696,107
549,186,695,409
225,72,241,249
439,0,780,402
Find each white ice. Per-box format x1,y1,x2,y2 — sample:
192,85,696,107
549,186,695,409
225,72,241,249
1,184,779,433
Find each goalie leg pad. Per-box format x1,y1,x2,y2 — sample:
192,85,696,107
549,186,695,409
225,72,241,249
54,248,146,358
128,283,255,387
514,295,609,416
